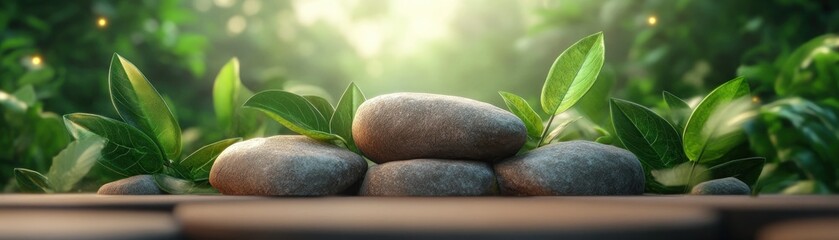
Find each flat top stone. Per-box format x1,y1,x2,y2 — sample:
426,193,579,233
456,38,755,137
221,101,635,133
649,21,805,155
0,194,266,211
177,197,714,239
0,209,178,240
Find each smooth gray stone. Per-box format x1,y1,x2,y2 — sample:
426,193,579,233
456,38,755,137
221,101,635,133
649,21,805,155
495,140,645,196
360,159,496,196
0,210,178,239
353,93,526,164
691,177,751,195
209,135,367,196
97,175,162,195
176,198,717,240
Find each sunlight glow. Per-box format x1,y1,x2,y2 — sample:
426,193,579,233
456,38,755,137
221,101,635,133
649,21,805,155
648,16,657,26
97,17,107,28
31,55,42,66
227,15,247,35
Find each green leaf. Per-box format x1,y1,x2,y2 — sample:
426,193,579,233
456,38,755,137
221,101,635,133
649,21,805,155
702,157,765,187
14,168,50,193
177,138,241,181
153,174,218,194
543,116,580,144
63,113,166,177
244,90,340,141
683,77,752,162
109,53,181,160
499,91,543,139
12,85,36,106
0,89,27,113
330,82,366,152
541,32,605,115
662,91,691,130
610,98,687,193
650,162,710,188
45,135,107,192
304,95,334,122
213,58,242,128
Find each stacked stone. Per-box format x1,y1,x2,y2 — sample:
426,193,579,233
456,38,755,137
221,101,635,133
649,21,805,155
354,93,646,196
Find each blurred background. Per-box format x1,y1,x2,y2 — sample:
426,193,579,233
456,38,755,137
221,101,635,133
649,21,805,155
2,0,838,193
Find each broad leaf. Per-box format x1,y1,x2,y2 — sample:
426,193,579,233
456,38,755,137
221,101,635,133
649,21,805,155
662,91,691,130
14,168,50,193
153,174,218,194
499,91,543,139
330,83,366,152
177,138,241,181
63,113,165,177
46,135,107,192
702,157,765,187
244,90,340,141
611,98,686,193
304,95,334,123
541,32,605,115
213,58,242,128
683,77,751,162
109,53,181,160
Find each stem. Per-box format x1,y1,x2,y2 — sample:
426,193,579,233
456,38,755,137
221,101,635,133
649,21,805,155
684,161,698,193
537,114,557,146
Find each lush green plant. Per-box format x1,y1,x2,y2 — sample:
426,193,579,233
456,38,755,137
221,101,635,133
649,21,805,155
14,54,239,194
499,32,605,151
244,82,367,154
0,85,69,191
738,34,839,194
611,77,765,194
212,58,276,139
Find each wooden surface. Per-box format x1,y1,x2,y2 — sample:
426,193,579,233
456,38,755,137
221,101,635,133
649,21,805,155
176,197,717,240
0,209,178,240
0,194,266,211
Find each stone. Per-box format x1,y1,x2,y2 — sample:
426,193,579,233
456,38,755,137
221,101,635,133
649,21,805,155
690,177,751,195
209,135,367,196
360,159,496,196
352,92,527,164
97,175,162,195
495,140,645,196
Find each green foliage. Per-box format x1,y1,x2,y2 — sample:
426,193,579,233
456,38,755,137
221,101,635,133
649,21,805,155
612,77,765,193
109,54,182,160
330,83,367,153
14,55,240,194
745,98,839,193
14,168,49,193
501,32,606,151
245,90,340,141
541,32,605,116
212,58,269,138
610,98,685,193
246,82,367,152
683,77,751,163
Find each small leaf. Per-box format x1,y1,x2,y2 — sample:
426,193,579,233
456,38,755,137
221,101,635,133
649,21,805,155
662,91,691,130
213,58,242,128
304,95,334,122
499,91,543,139
153,174,218,194
244,90,340,141
14,168,50,193
63,113,166,177
177,138,241,181
541,32,605,115
0,90,28,113
683,77,752,162
702,157,765,187
46,135,107,192
109,53,181,160
12,85,37,106
330,83,366,152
